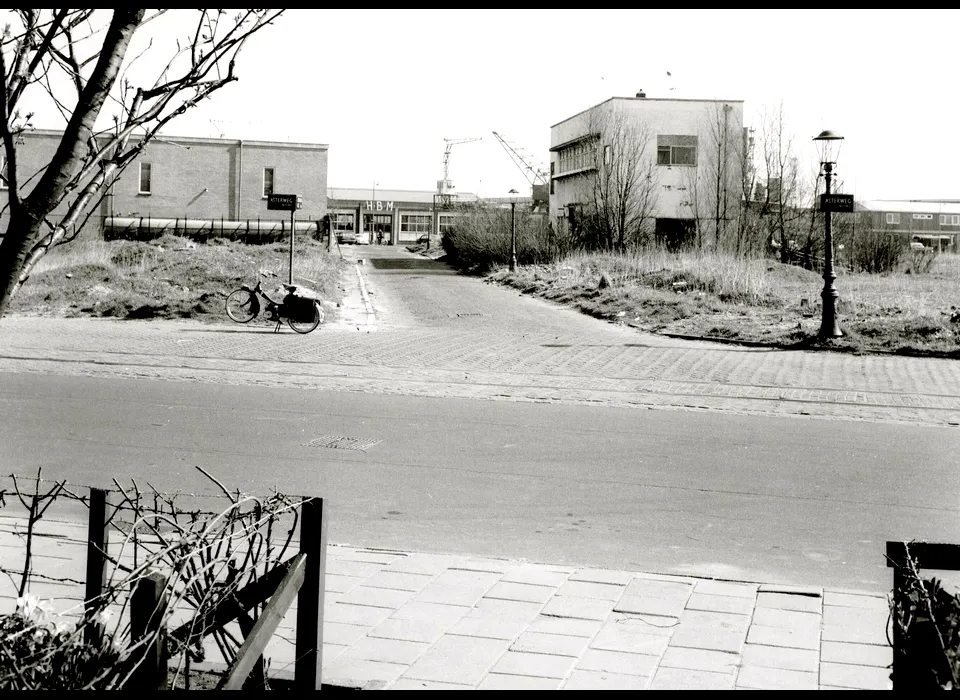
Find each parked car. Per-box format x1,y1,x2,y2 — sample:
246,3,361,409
337,230,357,244
354,230,371,245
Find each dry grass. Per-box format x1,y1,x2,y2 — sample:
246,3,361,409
9,234,346,323
491,249,960,357
9,236,960,357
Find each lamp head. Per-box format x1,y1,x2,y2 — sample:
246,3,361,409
813,129,844,165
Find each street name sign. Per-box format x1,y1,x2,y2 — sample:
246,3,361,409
819,194,854,212
267,193,299,211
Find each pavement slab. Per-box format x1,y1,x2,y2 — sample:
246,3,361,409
0,515,901,690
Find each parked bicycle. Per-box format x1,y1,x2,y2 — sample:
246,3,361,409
225,269,324,334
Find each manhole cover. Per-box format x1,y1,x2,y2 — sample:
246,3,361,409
303,435,382,451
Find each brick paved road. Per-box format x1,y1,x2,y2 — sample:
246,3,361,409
2,244,960,427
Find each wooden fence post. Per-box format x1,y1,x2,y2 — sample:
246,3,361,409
129,571,169,690
220,554,307,690
887,543,904,689
84,488,111,647
886,541,960,690
295,497,327,690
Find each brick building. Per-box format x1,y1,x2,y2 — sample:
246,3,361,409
1,130,329,241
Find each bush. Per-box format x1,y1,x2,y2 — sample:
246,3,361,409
908,247,939,274
0,598,121,690
890,554,960,690
441,204,559,273
851,231,906,273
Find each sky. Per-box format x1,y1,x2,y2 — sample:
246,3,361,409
23,9,960,202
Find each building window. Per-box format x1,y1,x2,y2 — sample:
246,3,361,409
400,214,431,234
886,213,900,225
439,214,458,234
941,214,960,226
331,213,354,232
556,137,599,176
913,213,933,220
138,163,152,194
657,135,698,166
549,162,555,195
262,167,275,198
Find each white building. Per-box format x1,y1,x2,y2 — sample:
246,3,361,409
549,92,745,248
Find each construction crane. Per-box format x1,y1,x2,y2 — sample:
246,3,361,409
492,131,550,210
492,131,549,187
438,137,481,194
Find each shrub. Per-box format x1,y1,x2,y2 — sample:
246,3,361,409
851,231,906,273
890,573,960,689
442,204,559,272
908,247,939,274
0,597,121,690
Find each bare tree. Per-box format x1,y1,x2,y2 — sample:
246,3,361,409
731,125,760,257
706,102,735,248
724,102,817,263
0,9,284,317
573,105,660,250
682,102,743,252
756,103,809,263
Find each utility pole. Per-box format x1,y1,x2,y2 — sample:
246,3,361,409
435,137,481,247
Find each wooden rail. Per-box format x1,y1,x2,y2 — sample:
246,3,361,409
83,491,327,690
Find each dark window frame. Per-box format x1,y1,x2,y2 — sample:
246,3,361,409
262,167,275,198
138,162,152,194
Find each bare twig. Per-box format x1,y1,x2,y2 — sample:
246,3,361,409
195,465,236,504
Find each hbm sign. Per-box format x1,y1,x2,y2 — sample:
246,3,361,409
819,194,854,213
267,193,302,211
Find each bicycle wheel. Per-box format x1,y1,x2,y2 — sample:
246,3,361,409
287,301,322,334
225,289,258,323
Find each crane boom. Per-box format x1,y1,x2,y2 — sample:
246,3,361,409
492,131,549,187
439,137,481,194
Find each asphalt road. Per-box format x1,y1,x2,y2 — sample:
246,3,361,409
2,369,958,593
2,243,959,593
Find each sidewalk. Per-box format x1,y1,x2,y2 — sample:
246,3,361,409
0,513,892,690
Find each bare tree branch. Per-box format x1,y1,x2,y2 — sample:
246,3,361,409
0,9,285,317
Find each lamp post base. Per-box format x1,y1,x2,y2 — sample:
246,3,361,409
818,292,843,338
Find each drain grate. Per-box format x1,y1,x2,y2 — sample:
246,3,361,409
303,435,382,451
453,313,483,317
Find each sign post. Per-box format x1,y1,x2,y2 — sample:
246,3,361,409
267,194,302,284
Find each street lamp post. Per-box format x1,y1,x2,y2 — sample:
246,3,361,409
372,181,379,244
430,193,438,252
508,188,519,272
813,130,844,339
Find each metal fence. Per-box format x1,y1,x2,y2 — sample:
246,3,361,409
103,216,323,244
